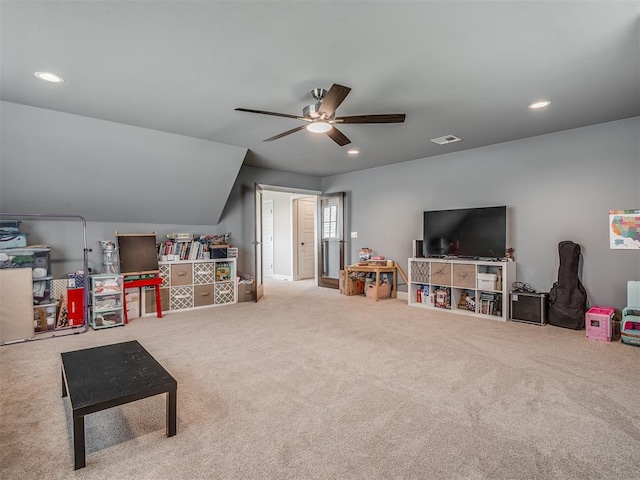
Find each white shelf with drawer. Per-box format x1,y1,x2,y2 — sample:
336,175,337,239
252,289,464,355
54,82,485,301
408,257,516,322
142,258,237,316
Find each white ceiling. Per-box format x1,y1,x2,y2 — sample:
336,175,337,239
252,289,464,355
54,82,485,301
2,1,639,177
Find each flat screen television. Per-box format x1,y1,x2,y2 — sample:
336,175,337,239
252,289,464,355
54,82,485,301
423,206,507,259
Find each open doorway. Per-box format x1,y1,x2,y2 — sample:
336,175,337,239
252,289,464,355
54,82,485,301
258,186,321,287
255,185,346,299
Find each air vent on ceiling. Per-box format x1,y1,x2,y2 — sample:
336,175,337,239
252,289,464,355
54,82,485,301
430,135,462,145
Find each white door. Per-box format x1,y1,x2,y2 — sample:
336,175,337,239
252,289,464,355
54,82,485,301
296,197,315,279
262,199,274,278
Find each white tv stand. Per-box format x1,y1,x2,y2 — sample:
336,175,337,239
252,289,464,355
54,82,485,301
407,257,516,321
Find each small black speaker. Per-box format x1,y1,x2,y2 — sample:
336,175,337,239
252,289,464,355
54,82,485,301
510,291,548,325
412,239,424,258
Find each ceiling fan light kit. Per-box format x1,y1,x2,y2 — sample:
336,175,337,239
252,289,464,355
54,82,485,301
235,83,406,146
306,121,333,133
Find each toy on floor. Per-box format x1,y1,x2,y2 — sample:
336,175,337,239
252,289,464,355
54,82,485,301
621,281,640,347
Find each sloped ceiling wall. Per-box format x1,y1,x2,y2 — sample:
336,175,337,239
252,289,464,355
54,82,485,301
0,102,247,225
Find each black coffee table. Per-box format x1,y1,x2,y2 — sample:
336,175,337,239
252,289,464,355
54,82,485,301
61,340,177,469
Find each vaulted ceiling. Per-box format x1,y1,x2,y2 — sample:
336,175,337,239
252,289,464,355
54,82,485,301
2,1,639,177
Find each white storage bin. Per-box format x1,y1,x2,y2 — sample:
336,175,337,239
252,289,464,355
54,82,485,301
477,273,497,290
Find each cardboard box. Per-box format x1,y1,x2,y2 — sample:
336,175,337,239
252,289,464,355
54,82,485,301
478,279,496,290
477,273,497,290
453,264,475,288
365,282,391,300
348,278,365,295
125,287,140,319
34,306,56,332
238,279,254,302
67,272,86,288
125,287,140,303
430,262,451,285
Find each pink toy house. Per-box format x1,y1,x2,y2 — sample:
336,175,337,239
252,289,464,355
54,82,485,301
585,306,615,342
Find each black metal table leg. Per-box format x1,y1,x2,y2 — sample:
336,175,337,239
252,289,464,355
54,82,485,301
166,387,177,437
62,367,67,398
73,416,85,470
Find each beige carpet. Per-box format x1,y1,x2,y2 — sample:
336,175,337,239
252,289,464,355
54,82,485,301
1,279,639,480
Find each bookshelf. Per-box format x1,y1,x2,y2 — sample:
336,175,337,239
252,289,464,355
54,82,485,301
408,258,516,322
142,258,237,315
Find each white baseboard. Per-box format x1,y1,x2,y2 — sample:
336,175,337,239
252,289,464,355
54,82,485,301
397,291,408,301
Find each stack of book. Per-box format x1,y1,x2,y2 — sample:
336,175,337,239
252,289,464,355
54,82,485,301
479,292,502,316
157,238,210,261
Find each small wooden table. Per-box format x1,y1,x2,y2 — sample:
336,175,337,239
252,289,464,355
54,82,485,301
61,341,177,469
344,264,398,301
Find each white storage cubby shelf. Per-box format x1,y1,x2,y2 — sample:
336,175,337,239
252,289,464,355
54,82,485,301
142,258,237,316
408,258,516,322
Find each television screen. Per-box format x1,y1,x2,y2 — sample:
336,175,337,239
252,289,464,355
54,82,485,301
423,206,507,259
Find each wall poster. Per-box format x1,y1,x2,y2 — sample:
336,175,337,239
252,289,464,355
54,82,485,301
609,210,640,249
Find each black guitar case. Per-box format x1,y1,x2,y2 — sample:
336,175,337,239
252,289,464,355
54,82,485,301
548,241,587,329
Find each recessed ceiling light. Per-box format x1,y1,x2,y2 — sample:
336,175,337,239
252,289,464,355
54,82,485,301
529,100,551,110
306,121,333,133
34,71,64,83
347,149,359,155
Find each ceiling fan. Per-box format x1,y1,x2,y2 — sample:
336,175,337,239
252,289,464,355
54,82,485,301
235,84,406,146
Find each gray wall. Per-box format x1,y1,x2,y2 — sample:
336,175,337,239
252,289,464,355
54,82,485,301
210,166,322,276
1,101,321,278
3,100,637,310
1,101,246,225
322,117,640,310
11,166,322,279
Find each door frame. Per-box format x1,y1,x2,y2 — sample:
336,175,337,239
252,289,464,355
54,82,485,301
317,192,346,289
254,184,322,294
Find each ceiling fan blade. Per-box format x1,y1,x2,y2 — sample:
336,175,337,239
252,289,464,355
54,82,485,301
235,108,302,120
326,126,351,146
318,84,351,118
335,113,406,124
263,125,307,142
